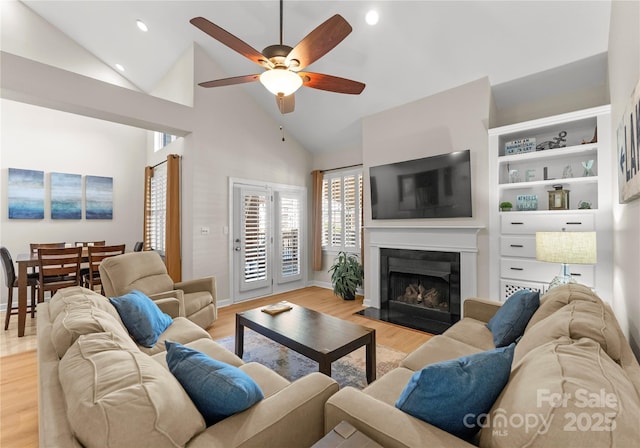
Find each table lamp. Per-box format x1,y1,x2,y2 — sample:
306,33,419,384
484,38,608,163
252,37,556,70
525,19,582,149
535,231,596,290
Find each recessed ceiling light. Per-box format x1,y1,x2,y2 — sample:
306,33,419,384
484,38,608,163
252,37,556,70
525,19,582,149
365,10,379,26
136,19,148,32
115,64,125,72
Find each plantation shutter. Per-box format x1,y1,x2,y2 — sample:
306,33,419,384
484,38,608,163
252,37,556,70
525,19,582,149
242,192,269,287
344,174,358,249
320,169,363,253
149,162,167,256
330,177,342,247
278,193,302,281
321,179,329,247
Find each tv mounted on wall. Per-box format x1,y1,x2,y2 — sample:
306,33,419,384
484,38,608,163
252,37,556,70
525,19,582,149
370,149,472,219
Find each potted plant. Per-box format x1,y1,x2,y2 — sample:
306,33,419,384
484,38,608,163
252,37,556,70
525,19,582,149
328,251,364,300
500,201,513,212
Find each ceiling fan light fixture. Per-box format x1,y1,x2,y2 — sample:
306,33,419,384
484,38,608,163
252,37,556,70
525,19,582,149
260,68,302,96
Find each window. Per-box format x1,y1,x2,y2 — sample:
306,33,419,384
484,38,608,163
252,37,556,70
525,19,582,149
321,168,363,252
153,132,177,152
148,162,167,256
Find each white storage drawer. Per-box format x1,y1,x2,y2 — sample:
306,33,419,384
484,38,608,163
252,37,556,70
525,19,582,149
501,212,595,234
500,258,595,287
500,236,536,258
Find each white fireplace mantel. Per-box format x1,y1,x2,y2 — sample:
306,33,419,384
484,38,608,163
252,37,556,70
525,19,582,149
364,226,483,314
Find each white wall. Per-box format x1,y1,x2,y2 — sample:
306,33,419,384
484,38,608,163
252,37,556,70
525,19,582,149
0,99,146,306
608,0,640,358
362,77,492,297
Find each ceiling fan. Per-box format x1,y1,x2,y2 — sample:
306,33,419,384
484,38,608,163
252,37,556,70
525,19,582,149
190,0,365,114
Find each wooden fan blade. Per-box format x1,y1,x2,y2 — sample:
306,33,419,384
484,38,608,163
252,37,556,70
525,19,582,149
276,94,295,114
299,72,365,94
286,15,352,71
190,17,271,68
198,74,260,88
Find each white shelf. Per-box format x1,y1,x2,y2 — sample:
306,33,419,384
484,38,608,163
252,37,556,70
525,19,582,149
499,176,598,190
498,144,597,164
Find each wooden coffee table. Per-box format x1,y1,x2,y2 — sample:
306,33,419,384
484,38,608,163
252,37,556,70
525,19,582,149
236,303,377,383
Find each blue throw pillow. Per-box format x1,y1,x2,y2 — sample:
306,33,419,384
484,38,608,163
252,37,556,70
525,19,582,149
396,344,515,439
487,289,540,347
109,290,172,347
165,341,264,425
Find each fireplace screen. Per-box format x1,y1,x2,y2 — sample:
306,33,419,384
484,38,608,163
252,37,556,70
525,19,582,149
390,271,450,311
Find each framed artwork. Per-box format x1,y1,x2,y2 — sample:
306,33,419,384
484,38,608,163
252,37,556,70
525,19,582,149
51,172,81,219
8,168,44,219
85,175,113,219
617,78,640,203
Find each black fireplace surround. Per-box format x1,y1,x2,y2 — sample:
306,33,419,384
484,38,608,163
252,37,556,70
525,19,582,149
359,248,461,334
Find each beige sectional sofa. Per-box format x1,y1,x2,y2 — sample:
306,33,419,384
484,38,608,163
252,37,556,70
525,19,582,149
325,284,640,447
37,286,339,448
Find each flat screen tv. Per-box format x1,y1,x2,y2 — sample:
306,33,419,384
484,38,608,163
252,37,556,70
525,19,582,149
370,150,472,219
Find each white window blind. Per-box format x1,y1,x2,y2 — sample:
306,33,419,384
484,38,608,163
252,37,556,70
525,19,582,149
243,194,268,283
149,163,167,256
279,195,300,278
321,169,363,252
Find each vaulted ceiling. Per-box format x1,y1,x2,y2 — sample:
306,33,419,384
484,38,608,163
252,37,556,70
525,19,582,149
22,1,611,154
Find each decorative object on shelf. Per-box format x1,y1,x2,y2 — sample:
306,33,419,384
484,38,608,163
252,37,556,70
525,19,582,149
509,169,520,183
535,230,596,290
499,201,513,212
562,165,573,178
616,78,640,203
578,200,592,209
536,131,567,151
581,127,598,144
548,185,570,210
328,251,364,300
505,137,536,155
525,169,536,182
516,194,538,211
581,159,595,177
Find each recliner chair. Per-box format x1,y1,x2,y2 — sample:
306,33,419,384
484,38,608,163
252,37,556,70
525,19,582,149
99,251,216,329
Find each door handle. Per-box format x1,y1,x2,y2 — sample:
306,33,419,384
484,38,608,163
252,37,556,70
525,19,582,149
234,247,241,252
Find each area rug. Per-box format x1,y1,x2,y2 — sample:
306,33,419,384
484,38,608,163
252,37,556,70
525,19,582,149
216,329,406,389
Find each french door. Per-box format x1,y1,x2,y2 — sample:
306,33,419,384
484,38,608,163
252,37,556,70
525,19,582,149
232,181,306,302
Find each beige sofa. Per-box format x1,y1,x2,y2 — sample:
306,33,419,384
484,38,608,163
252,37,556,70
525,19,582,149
325,284,640,447
100,251,216,329
37,286,339,447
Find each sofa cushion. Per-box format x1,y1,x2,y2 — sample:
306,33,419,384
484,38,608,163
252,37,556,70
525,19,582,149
59,332,205,448
443,318,496,351
526,283,599,331
515,299,623,365
110,290,172,347
479,337,640,448
139,316,212,356
49,286,124,325
364,367,416,406
487,289,539,347
396,344,515,439
51,302,136,358
152,338,244,369
239,362,291,398
166,341,264,426
400,335,483,371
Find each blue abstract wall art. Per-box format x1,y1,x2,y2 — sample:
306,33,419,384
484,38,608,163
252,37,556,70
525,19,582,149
85,175,113,219
51,172,82,219
8,168,45,219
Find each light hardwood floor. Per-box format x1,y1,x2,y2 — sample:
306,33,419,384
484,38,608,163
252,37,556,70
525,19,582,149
0,286,432,447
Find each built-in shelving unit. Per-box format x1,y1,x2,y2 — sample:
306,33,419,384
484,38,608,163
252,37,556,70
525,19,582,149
488,106,613,303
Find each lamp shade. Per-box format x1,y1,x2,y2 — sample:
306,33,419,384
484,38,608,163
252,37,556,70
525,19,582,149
535,231,597,264
259,68,302,97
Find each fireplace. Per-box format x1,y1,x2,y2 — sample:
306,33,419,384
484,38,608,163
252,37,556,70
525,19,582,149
377,248,461,334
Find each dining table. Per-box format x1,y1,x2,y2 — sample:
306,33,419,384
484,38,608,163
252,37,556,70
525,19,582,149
15,247,89,337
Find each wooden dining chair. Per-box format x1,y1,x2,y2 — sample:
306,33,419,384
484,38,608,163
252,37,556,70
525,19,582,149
1,247,39,330
36,246,82,302
29,242,66,275
83,244,126,294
